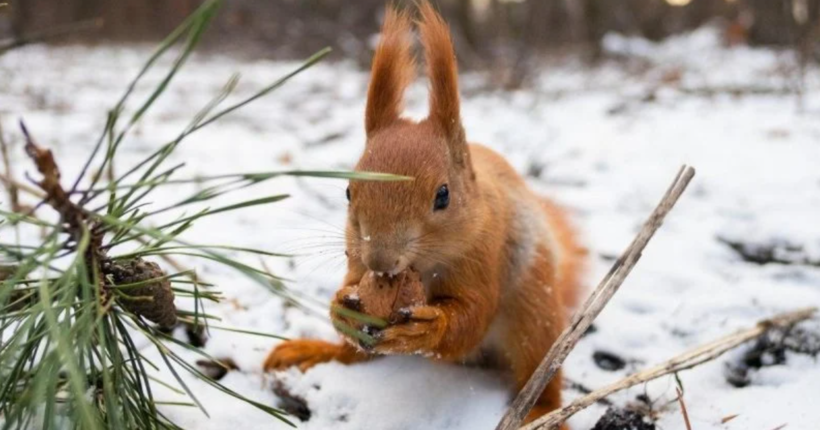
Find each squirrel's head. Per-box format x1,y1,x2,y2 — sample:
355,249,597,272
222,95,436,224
346,2,477,276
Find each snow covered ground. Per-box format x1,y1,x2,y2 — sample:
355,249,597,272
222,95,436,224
2,27,820,429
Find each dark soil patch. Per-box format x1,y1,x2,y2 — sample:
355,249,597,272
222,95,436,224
725,323,820,388
272,381,311,422
718,237,820,267
593,351,627,371
591,407,656,430
195,358,239,381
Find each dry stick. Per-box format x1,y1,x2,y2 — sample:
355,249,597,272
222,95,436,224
676,387,692,430
496,165,696,430
523,307,818,430
721,414,740,424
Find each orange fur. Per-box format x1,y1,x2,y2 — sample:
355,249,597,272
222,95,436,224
264,2,584,425
418,2,465,150
542,199,587,309
264,339,369,372
365,6,415,136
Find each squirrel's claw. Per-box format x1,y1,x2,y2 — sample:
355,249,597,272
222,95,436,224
341,293,362,311
394,307,413,324
401,305,439,321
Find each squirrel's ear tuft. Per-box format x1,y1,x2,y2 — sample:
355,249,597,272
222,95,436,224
418,1,467,165
365,6,415,137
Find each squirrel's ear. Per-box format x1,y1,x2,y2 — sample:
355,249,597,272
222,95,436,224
365,6,415,137
418,1,467,165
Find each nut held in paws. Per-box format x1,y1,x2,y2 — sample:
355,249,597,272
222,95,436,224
354,269,426,325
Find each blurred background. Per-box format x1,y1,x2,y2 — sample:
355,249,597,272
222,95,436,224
2,1,820,429
3,0,820,87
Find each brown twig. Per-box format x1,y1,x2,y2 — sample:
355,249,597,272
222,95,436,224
21,122,80,231
21,121,108,300
522,307,817,430
721,414,739,424
675,387,692,430
496,165,696,430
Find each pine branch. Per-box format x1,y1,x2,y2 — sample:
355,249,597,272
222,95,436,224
21,121,109,304
1,1,389,427
21,122,92,242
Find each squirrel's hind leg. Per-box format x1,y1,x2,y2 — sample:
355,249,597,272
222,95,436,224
264,339,370,372
521,372,565,428
502,320,565,426
501,271,567,426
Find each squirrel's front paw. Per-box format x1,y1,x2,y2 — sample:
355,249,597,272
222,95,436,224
264,339,341,372
371,306,446,356
330,286,364,332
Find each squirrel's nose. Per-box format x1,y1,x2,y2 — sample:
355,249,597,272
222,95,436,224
363,251,401,275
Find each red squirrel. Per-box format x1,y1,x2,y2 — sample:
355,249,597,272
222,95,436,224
265,2,585,424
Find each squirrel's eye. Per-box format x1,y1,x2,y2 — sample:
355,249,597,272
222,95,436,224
433,184,449,211
346,187,351,202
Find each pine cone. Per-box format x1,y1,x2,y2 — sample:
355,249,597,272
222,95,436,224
108,258,177,328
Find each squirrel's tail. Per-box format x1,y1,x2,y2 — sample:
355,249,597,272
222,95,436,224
542,199,586,310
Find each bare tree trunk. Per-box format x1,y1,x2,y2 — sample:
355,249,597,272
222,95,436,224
10,0,30,39
455,0,480,52
562,0,586,44
583,0,604,60
72,0,100,22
